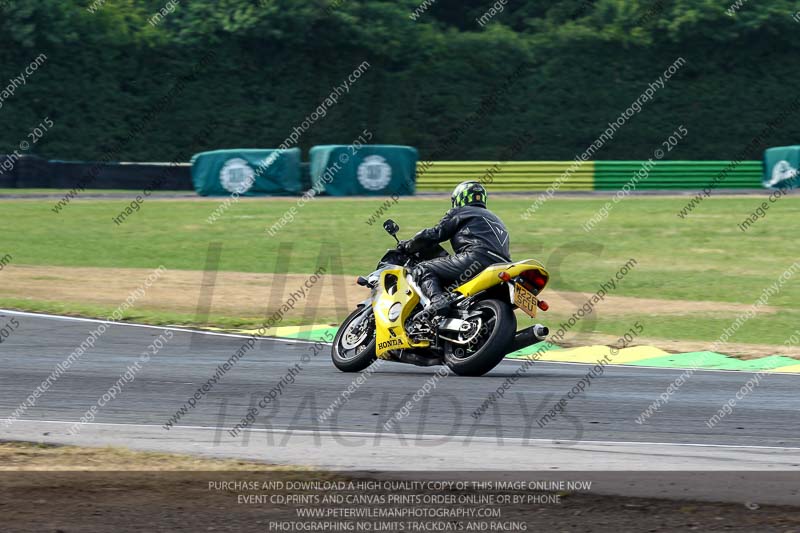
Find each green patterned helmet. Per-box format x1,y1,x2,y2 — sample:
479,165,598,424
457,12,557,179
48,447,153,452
451,181,487,208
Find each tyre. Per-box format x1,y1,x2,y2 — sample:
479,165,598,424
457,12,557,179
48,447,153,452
443,299,516,377
331,306,377,372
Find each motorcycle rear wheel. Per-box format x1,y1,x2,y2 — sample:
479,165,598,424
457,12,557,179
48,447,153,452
443,299,516,377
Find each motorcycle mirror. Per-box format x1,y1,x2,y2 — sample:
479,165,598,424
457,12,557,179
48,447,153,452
383,219,400,236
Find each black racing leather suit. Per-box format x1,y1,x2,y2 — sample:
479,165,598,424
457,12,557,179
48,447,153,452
405,205,512,304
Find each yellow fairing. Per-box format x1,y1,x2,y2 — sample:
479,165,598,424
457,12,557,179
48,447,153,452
373,268,430,359
455,259,549,297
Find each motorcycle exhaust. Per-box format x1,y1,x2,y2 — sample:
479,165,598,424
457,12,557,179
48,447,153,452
510,324,549,353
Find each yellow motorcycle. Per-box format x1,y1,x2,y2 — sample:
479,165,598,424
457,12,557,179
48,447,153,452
332,219,551,376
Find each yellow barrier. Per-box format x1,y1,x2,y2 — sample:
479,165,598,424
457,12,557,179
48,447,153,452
415,161,595,192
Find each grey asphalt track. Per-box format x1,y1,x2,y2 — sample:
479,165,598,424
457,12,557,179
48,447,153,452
2,310,799,447
3,310,800,505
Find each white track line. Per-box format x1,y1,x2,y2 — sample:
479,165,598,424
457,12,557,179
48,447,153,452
0,309,322,346
3,309,798,375
11,419,800,451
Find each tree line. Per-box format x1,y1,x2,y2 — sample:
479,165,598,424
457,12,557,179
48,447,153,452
0,0,798,162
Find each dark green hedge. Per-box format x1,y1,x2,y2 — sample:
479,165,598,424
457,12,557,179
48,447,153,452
0,1,798,163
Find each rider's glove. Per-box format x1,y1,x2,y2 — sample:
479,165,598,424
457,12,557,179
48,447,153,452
398,239,412,252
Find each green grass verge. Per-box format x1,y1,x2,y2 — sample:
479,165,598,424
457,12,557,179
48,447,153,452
1,195,798,346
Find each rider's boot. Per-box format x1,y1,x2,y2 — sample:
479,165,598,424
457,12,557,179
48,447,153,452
415,276,456,327
425,292,456,317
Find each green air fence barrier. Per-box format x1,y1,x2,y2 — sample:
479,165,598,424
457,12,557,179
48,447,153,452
594,160,762,190
190,148,302,196
594,161,762,191
309,145,418,196
763,146,800,189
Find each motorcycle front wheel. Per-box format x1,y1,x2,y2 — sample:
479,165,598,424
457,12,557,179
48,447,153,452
443,298,516,377
331,305,377,372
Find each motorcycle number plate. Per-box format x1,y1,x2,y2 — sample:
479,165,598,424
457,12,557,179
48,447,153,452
514,282,538,318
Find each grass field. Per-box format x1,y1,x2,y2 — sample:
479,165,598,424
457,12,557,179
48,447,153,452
1,193,798,350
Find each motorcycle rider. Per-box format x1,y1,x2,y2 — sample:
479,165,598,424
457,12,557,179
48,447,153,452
398,181,511,318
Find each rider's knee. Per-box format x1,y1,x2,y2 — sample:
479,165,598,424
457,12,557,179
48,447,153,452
413,264,431,280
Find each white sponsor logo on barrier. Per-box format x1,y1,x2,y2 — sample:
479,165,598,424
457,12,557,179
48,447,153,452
768,159,798,187
219,158,256,194
357,155,392,191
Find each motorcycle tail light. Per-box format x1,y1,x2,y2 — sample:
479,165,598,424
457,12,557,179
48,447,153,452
521,270,548,290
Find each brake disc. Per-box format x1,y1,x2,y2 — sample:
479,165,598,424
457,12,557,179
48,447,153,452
341,315,370,349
